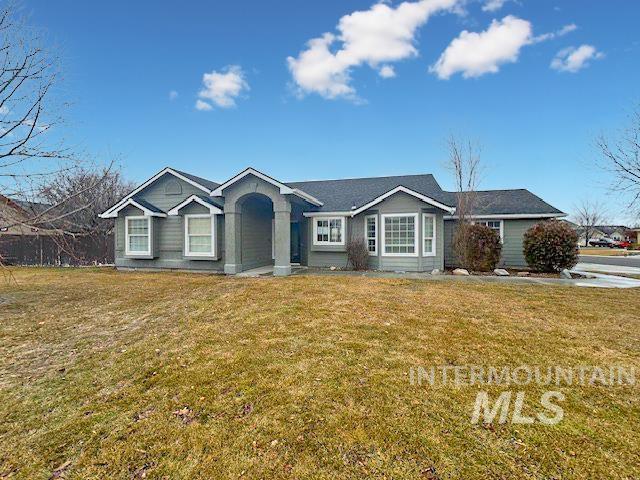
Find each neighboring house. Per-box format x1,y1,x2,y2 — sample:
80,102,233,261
0,194,113,265
99,167,565,275
574,225,632,246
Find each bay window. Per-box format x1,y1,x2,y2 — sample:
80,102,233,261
184,214,215,257
422,213,436,256
125,216,151,256
382,213,418,256
365,214,377,255
313,217,345,245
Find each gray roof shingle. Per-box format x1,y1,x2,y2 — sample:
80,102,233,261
288,174,452,212
131,197,166,214
172,168,220,191
288,174,563,216
442,189,564,216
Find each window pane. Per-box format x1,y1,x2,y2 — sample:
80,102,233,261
384,216,415,253
128,235,148,252
188,217,211,235
329,219,342,242
424,216,434,238
424,238,433,253
189,235,212,253
128,218,148,234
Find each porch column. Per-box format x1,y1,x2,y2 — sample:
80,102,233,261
273,199,291,276
224,205,243,274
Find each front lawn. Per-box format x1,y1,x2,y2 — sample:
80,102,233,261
1,268,638,479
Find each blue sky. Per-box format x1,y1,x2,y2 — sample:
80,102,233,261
27,0,640,222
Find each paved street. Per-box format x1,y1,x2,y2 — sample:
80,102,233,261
578,254,640,268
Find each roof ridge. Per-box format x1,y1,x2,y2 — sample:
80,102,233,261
442,188,529,194
289,173,436,184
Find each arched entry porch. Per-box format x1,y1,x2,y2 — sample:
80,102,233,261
221,175,292,276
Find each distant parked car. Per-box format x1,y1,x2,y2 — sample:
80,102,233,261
588,238,616,248
614,240,632,249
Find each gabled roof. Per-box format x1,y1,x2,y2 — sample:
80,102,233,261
99,197,167,218
592,225,630,235
289,173,452,213
211,167,324,207
167,194,224,215
101,167,219,217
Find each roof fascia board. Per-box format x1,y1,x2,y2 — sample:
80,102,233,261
99,198,167,218
211,168,323,207
351,186,456,216
167,195,224,216
443,213,566,220
101,167,214,217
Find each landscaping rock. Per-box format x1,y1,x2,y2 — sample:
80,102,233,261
560,269,573,279
431,269,441,275
453,268,470,276
494,268,510,276
516,271,530,277
329,266,336,271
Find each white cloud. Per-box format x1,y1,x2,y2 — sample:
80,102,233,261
550,44,604,73
196,65,249,110
378,65,396,78
169,90,179,100
195,99,213,111
531,22,577,43
287,0,461,100
430,15,532,79
482,0,508,12
0,105,9,115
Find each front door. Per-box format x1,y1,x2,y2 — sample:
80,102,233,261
290,222,300,264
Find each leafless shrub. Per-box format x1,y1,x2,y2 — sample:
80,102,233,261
346,238,369,271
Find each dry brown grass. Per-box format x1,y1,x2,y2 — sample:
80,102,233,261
579,248,638,256
0,267,639,479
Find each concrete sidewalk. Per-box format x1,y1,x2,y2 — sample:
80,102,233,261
294,267,640,289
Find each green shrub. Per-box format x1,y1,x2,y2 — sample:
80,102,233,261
523,220,579,272
453,223,502,271
629,243,640,251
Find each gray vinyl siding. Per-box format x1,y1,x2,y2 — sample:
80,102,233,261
306,191,445,272
443,218,542,268
240,196,273,270
115,174,225,271
501,219,539,268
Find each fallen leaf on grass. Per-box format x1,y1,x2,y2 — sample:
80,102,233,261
172,406,195,424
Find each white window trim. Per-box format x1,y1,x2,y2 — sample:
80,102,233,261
125,216,151,256
474,219,504,243
364,214,378,256
381,213,419,257
422,213,436,257
184,214,216,257
313,216,346,246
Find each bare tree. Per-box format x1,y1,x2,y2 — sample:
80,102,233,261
33,166,133,263
0,4,114,247
595,104,640,219
447,135,483,268
572,200,607,246
447,135,482,223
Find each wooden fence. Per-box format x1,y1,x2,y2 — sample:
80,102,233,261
0,234,114,266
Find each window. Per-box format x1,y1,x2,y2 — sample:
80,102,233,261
313,217,345,245
365,214,377,255
423,213,436,256
382,213,418,256
475,220,503,242
125,216,151,255
185,214,215,257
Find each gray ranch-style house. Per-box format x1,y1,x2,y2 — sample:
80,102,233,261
100,167,565,275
